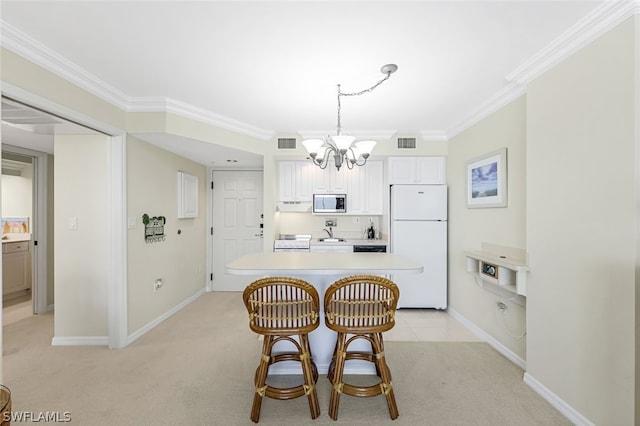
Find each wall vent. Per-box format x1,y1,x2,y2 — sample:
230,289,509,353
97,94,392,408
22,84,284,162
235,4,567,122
397,137,417,149
277,138,297,149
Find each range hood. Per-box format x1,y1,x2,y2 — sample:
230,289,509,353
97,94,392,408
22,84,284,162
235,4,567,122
277,201,311,212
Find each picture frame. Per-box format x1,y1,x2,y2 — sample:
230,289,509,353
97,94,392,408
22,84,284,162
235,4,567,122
466,147,507,208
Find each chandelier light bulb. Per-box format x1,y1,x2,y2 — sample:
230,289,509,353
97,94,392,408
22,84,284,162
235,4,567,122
302,139,324,155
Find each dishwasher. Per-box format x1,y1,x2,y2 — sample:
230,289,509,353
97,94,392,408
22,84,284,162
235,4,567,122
353,244,387,253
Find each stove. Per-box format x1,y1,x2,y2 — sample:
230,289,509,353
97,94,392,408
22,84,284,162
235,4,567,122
273,234,311,252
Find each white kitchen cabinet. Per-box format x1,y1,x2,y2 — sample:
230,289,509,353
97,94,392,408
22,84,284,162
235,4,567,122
278,161,314,201
388,156,446,184
2,241,32,296
312,165,347,194
278,160,383,214
347,160,383,215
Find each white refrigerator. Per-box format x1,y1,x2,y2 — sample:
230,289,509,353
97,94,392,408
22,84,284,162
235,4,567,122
390,184,447,309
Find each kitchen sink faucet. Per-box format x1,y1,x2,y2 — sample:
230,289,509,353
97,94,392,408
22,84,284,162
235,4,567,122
323,227,333,238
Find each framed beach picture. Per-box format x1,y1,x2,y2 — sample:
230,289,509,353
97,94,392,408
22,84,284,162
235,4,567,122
466,148,507,208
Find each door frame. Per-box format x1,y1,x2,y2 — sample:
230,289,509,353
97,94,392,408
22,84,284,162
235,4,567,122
1,144,48,314
206,167,264,292
1,82,128,349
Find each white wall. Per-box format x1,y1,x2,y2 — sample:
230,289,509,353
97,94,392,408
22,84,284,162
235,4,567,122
126,136,207,334
447,96,527,360
1,162,33,221
54,134,110,338
526,17,636,425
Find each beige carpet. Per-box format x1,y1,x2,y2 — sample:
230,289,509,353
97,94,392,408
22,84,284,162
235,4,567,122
3,292,569,425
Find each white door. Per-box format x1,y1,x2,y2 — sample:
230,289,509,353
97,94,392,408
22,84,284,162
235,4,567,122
211,170,263,291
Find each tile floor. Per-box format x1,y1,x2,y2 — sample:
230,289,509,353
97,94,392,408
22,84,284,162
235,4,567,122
386,308,481,342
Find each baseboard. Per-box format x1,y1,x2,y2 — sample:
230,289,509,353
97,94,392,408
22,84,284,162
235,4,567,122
127,288,206,346
447,307,526,369
524,373,594,426
51,336,108,346
447,307,592,424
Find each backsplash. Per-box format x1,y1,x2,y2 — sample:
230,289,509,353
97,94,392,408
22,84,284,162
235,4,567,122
276,212,382,240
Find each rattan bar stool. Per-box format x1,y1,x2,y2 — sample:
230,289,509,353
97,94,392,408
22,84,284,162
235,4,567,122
324,275,400,420
242,277,321,423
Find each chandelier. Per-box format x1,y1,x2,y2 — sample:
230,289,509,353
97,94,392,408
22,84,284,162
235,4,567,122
302,64,398,171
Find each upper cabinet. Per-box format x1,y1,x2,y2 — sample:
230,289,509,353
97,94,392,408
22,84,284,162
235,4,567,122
278,161,314,201
311,164,347,194
347,161,383,215
277,160,383,214
387,156,446,184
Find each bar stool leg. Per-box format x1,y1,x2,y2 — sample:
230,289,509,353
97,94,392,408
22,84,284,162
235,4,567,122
251,336,273,423
299,334,321,419
328,332,347,421
372,333,398,420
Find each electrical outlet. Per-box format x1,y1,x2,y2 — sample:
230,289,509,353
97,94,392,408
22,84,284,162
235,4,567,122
325,218,337,227
497,301,507,312
352,217,360,224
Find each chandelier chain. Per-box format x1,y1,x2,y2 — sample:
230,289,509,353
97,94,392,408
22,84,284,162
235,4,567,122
336,70,394,135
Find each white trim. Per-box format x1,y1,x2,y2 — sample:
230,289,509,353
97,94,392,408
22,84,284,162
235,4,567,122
298,129,397,140
1,21,131,111
51,336,108,346
1,144,49,315
419,130,449,142
2,4,638,146
523,373,595,426
506,1,637,85
447,307,526,370
130,97,273,140
1,83,128,350
446,82,527,140
127,289,206,346
0,22,272,141
108,134,128,349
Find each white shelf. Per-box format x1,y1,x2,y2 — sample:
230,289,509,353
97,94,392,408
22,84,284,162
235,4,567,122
465,243,529,298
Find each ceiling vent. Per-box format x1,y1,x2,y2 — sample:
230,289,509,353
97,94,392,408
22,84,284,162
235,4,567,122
397,137,417,149
277,138,297,150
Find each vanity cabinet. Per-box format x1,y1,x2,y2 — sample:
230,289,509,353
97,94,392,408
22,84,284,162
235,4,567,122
2,241,32,295
387,156,446,184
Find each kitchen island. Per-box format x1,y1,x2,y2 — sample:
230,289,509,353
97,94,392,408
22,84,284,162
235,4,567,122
226,251,423,374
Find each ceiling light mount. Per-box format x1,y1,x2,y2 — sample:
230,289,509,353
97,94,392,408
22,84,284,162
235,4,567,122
303,63,398,171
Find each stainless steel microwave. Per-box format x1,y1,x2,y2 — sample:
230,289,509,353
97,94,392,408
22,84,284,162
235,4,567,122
312,194,346,214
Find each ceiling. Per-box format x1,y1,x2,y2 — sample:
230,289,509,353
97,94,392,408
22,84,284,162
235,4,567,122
0,1,614,167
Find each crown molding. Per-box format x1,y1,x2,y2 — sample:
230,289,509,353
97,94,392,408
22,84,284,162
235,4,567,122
443,0,637,141
419,130,448,142
1,20,274,140
506,0,637,85
297,129,397,140
1,21,132,110
445,82,527,140
129,97,273,140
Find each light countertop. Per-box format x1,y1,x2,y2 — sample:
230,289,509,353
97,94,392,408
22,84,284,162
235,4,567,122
226,251,421,275
309,238,387,247
2,233,31,243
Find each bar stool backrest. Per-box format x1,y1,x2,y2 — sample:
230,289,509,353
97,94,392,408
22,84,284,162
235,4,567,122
324,275,399,334
243,276,320,336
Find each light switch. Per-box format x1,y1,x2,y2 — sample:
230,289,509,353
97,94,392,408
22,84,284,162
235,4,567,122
128,217,137,229
68,217,78,230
